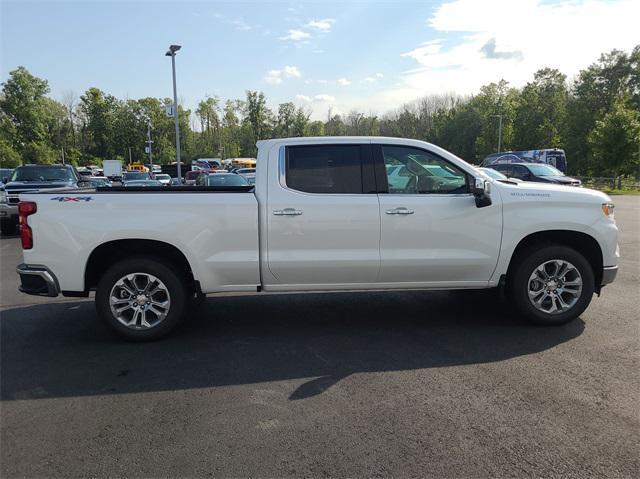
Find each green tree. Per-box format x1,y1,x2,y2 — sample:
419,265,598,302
0,138,21,168
513,68,568,150
568,47,639,173
588,99,640,176
305,120,325,136
275,102,296,137
78,87,117,161
195,96,221,156
469,80,519,156
0,67,52,163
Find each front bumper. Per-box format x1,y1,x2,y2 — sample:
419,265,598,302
0,202,18,220
16,264,60,297
601,265,618,286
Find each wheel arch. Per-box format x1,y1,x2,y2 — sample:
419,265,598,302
84,239,198,293
506,230,604,290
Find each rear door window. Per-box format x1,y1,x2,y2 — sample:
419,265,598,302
285,145,363,194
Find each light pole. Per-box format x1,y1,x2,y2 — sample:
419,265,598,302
146,122,153,175
492,114,503,152
166,44,182,182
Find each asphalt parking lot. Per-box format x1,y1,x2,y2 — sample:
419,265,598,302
1,196,638,478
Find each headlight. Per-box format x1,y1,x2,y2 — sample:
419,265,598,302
0,189,7,204
602,202,615,218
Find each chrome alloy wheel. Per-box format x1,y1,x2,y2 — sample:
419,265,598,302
527,259,583,315
109,273,171,329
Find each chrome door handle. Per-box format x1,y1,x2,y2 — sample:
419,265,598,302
273,208,303,216
386,207,414,215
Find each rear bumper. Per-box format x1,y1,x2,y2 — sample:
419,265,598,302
601,265,618,286
16,264,60,297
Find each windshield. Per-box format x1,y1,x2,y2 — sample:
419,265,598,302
89,178,109,186
123,172,150,181
207,174,249,186
422,164,457,177
124,180,162,186
11,166,76,182
480,168,507,180
527,164,563,176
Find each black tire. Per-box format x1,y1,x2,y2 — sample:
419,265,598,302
95,256,188,341
1,219,17,236
508,245,595,325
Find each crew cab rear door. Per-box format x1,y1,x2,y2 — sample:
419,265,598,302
374,144,502,286
265,143,380,286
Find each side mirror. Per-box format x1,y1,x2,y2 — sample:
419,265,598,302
2,177,7,184
77,180,91,188
471,177,492,208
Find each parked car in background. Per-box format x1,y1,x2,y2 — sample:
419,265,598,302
85,176,112,188
154,174,172,186
184,170,205,185
76,167,93,177
234,168,256,175
1,164,82,234
195,172,250,187
481,148,568,173
488,163,581,186
169,177,182,186
192,158,222,171
123,179,164,187
15,137,618,341
122,171,151,184
478,167,510,181
241,173,256,185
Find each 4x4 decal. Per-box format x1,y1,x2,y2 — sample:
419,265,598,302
50,196,93,202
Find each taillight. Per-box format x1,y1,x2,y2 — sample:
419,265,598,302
18,201,37,249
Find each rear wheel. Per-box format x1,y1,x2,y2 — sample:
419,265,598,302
509,245,595,325
96,257,188,340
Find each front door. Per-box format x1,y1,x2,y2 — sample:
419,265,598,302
375,144,502,286
266,143,381,286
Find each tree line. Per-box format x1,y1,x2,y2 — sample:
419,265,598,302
1,45,638,176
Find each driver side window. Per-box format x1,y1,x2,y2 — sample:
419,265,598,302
381,145,469,194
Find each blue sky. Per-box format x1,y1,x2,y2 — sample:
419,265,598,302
2,0,638,119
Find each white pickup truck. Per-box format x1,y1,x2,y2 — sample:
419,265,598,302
15,137,619,340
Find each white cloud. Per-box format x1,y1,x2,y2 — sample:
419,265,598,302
314,94,336,102
392,0,640,101
283,65,301,78
280,29,310,41
264,66,301,84
265,70,283,85
231,18,251,31
363,77,377,83
337,78,351,86
295,93,336,104
306,18,335,32
375,73,384,78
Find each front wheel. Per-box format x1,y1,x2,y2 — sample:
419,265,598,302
95,257,188,340
509,245,595,325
